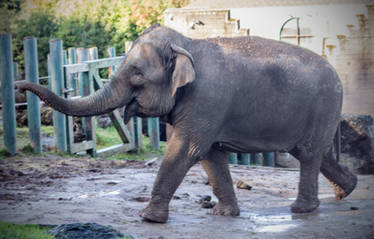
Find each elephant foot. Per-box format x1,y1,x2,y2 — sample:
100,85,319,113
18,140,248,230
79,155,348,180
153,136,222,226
291,198,320,213
213,202,240,216
327,173,357,200
139,204,169,223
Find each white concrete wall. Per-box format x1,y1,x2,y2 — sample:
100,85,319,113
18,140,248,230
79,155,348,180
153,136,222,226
230,4,368,54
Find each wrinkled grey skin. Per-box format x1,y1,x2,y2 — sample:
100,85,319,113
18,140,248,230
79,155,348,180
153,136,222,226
17,24,357,223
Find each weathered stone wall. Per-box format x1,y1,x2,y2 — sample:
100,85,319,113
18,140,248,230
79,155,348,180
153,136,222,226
332,5,374,117
164,8,249,39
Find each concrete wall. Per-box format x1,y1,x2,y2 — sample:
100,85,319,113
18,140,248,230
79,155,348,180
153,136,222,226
164,8,249,38
165,4,374,117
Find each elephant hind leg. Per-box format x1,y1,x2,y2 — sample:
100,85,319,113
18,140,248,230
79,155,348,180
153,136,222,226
289,146,322,213
320,146,357,200
200,148,240,216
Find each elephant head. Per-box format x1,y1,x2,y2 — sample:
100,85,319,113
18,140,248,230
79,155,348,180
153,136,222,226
17,25,195,123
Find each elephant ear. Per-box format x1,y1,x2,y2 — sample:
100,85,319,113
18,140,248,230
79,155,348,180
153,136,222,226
170,44,195,97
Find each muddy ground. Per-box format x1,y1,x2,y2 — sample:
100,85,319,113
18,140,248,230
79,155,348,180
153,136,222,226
0,155,373,239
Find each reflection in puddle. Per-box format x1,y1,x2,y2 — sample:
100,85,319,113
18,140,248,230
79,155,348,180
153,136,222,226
288,194,335,200
253,214,292,223
257,224,297,232
78,190,120,199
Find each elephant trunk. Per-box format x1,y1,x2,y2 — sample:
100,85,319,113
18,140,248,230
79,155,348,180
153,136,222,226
16,80,130,117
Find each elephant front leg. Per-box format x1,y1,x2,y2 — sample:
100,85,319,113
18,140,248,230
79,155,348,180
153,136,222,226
139,133,197,223
200,148,240,216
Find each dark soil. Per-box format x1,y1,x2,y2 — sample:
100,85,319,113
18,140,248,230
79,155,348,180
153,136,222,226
0,155,373,239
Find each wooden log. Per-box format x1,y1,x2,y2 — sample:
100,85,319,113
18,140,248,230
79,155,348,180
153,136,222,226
24,36,41,154
0,33,17,155
49,39,67,152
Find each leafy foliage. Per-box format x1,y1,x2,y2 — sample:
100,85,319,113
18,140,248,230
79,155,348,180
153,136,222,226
8,0,188,79
12,12,59,77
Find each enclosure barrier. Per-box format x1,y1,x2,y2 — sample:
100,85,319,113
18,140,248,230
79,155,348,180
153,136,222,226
0,33,17,155
0,34,275,167
50,39,68,152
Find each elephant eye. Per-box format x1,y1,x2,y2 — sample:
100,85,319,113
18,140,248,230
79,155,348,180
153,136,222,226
134,71,143,76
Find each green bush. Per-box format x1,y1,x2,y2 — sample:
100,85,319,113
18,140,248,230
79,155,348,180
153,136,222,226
12,12,58,79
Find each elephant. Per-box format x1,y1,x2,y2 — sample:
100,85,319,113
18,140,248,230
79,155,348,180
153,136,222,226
17,24,357,223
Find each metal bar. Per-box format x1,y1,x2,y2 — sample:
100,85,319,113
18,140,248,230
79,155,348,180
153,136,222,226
280,35,314,39
49,39,67,152
147,117,160,151
279,16,298,41
0,33,17,155
24,36,41,154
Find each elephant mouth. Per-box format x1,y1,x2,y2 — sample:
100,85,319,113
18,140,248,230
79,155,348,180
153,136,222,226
123,98,138,124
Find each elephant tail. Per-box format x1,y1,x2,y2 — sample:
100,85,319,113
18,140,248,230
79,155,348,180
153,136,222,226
334,121,341,162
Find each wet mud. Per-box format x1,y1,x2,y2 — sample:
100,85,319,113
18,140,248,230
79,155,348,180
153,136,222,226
0,155,373,239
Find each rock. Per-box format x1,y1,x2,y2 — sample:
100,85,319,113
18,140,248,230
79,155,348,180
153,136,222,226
236,180,252,190
201,201,216,208
16,109,28,127
49,223,132,239
340,114,374,174
275,153,300,168
41,107,53,125
198,195,216,209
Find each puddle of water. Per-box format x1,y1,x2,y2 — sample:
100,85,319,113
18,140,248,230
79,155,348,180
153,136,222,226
257,224,297,233
288,194,335,201
252,214,292,223
78,190,121,199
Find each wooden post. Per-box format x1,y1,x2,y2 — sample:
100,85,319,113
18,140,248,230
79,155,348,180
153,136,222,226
77,47,95,156
67,48,77,93
0,33,17,155
239,153,250,165
147,117,160,151
49,39,67,152
229,153,238,164
251,153,263,165
89,47,98,62
77,48,90,96
47,54,51,90
107,47,116,75
263,152,275,167
24,36,41,154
